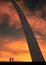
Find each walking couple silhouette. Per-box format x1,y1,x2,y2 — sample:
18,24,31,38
10,57,14,62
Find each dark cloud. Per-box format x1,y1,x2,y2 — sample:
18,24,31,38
24,0,46,10
0,14,24,39
34,31,46,40
42,13,46,20
23,0,46,19
16,0,46,19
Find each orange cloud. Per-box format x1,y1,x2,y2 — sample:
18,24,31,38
0,1,46,62
0,36,32,62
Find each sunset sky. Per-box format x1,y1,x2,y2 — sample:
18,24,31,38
0,0,46,62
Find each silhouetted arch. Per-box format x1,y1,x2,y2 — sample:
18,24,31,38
11,0,44,62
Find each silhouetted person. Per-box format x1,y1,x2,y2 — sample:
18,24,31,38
12,58,14,62
10,57,12,62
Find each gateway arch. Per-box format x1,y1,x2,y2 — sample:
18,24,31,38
10,0,44,62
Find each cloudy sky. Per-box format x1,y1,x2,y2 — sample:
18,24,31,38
0,0,46,62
